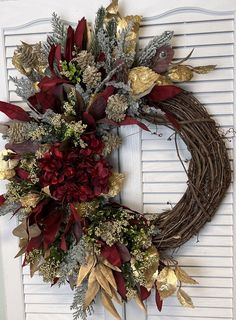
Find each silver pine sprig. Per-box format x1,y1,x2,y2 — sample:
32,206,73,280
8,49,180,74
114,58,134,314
10,76,35,100
44,12,67,54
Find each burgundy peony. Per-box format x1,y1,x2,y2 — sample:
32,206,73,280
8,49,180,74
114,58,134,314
38,134,112,203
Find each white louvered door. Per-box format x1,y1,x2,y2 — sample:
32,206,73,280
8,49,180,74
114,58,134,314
0,1,235,320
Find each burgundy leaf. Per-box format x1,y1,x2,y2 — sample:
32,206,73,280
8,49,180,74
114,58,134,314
65,26,75,62
48,44,56,75
55,45,62,71
140,286,151,301
113,271,127,300
148,85,182,102
0,101,30,121
75,17,86,49
88,96,106,120
119,116,150,131
26,234,43,252
6,142,39,154
101,244,121,267
38,76,69,92
164,111,180,130
152,45,175,73
155,286,163,312
116,243,131,263
82,112,96,130
0,195,6,205
15,168,30,180
43,209,63,250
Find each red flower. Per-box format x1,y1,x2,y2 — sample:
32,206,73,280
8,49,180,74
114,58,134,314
38,134,112,203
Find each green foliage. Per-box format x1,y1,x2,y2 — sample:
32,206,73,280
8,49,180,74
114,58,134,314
61,61,82,84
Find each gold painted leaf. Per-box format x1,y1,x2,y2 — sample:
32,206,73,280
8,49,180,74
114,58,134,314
175,266,198,284
177,288,194,308
102,259,121,272
84,269,100,308
111,287,122,305
77,254,96,287
135,294,147,313
95,265,113,297
106,0,119,15
168,65,193,82
143,246,160,289
12,219,28,238
14,238,28,258
156,267,178,300
100,263,117,290
128,67,159,98
30,256,45,277
192,65,216,74
101,290,122,320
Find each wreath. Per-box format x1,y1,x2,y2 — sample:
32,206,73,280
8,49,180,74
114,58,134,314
0,1,231,319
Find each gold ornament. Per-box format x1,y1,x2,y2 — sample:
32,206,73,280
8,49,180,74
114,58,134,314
156,267,178,300
129,67,159,99
0,169,15,180
177,288,194,308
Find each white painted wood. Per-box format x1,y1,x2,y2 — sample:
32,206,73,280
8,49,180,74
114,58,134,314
0,1,235,320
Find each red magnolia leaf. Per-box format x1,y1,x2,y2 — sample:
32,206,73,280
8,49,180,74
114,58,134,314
75,17,86,49
140,286,151,301
113,271,127,300
15,168,30,180
82,112,96,129
60,236,67,251
148,85,182,102
164,111,180,130
0,195,6,205
48,44,56,75
101,86,114,101
43,209,63,250
116,243,131,263
119,116,150,131
6,142,39,154
26,234,43,252
55,45,62,71
65,26,75,62
155,286,163,312
152,45,175,73
0,101,30,121
38,76,69,92
101,244,121,267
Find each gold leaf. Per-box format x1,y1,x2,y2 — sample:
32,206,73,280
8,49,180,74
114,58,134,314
12,219,28,238
177,288,194,308
129,66,159,99
106,0,119,15
20,193,40,208
84,269,100,308
102,259,121,272
99,263,117,290
30,256,45,277
42,186,52,197
135,294,147,313
175,266,198,284
111,287,122,305
95,265,113,297
168,65,193,82
14,238,28,258
156,267,178,299
143,246,160,289
156,74,172,86
101,290,122,320
77,254,96,287
192,65,216,74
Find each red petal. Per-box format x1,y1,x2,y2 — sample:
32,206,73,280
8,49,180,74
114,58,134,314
100,244,121,267
65,26,75,62
155,286,163,312
113,271,127,300
0,101,30,121
140,286,151,301
75,17,86,49
148,85,182,102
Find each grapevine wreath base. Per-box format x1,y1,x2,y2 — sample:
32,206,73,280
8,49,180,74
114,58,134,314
0,1,231,319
